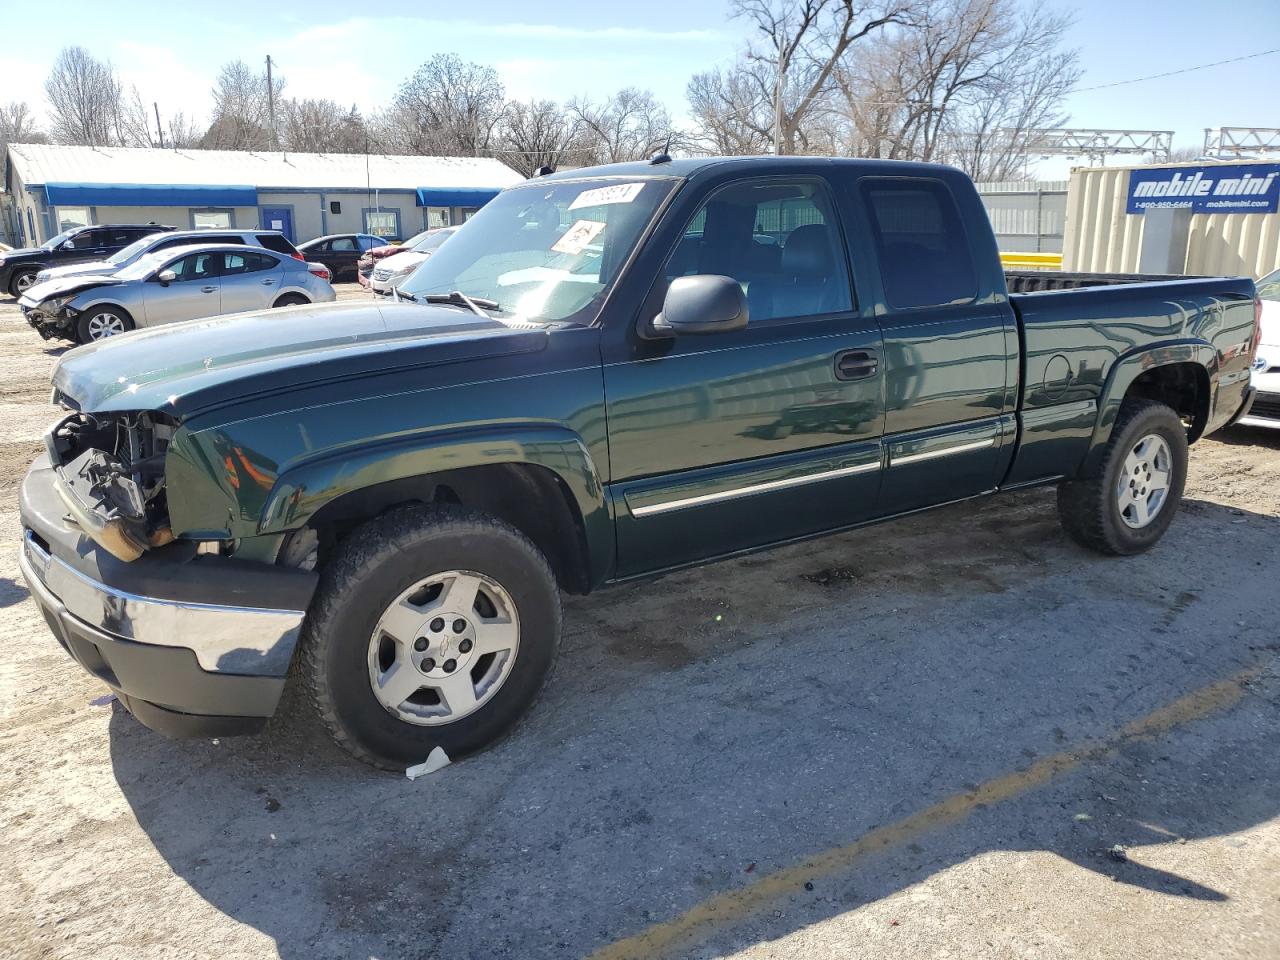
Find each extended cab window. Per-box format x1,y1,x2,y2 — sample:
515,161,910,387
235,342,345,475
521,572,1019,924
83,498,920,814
861,179,977,309
665,179,852,323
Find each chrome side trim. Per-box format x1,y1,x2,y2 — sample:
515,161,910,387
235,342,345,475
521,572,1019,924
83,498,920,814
890,437,995,467
631,460,881,518
20,532,305,675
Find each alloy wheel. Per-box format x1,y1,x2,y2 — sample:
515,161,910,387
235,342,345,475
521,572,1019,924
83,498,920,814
86,313,127,340
366,570,520,725
1115,433,1172,528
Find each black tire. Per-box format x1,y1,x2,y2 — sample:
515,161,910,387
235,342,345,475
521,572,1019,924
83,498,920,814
8,268,39,298
273,293,309,307
75,306,135,344
1057,399,1188,555
298,504,561,770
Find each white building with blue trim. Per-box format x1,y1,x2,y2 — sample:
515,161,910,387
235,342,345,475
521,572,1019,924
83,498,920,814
2,143,523,247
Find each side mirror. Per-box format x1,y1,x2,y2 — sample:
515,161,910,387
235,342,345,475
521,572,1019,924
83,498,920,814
157,269,177,286
652,275,748,336
60,240,76,250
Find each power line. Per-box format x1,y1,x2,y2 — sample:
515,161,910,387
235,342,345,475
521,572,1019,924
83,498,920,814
1069,48,1280,93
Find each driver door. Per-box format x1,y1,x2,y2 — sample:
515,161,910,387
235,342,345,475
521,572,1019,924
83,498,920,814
142,251,222,326
602,176,886,577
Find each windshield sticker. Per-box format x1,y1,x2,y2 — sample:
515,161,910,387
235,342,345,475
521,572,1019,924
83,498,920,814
568,182,645,210
552,219,606,255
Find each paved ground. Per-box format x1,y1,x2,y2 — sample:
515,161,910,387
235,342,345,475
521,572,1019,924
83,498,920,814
0,288,1278,960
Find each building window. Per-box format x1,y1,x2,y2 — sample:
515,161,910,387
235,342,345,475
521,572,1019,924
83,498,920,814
192,209,234,230
364,208,400,239
57,207,92,231
329,200,342,215
425,206,450,229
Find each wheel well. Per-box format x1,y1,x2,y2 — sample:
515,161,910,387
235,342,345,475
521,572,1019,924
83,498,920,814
273,293,310,307
1124,362,1210,442
299,463,593,594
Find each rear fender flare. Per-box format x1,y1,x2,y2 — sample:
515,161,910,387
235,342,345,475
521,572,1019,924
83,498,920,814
257,424,613,584
1082,340,1214,474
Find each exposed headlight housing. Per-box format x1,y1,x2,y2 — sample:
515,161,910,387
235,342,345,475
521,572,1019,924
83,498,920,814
44,295,77,312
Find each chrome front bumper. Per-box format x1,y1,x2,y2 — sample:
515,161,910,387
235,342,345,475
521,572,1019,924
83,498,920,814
19,454,319,735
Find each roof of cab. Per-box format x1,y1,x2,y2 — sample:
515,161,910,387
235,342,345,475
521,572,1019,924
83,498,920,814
536,155,964,184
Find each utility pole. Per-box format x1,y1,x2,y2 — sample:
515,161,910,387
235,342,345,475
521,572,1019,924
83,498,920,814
265,54,278,150
153,101,165,149
773,55,785,156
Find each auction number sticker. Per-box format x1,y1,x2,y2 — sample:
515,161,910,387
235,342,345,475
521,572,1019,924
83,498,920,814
569,182,645,210
552,220,606,255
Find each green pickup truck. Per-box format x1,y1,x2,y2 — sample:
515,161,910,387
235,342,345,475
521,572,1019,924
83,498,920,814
19,157,1260,769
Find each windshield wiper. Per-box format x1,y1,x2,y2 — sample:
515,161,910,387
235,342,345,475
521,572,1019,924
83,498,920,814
419,290,500,318
391,288,418,302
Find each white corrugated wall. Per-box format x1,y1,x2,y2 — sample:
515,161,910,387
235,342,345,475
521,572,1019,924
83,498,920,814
1063,161,1280,278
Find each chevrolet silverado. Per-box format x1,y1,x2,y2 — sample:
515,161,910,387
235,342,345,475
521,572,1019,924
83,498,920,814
18,157,1261,770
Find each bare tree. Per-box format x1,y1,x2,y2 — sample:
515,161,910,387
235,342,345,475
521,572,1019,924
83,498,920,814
202,59,285,150
44,46,123,146
0,102,48,155
165,112,203,149
686,66,775,155
379,54,505,156
280,99,368,153
732,0,911,155
496,99,586,176
569,88,677,163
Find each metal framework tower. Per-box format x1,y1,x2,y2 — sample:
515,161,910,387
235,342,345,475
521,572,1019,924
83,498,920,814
1202,127,1280,159
1011,129,1174,165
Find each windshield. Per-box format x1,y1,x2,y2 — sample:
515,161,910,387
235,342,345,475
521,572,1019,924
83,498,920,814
398,178,675,324
412,228,455,253
107,234,162,265
116,251,169,281
1258,268,1280,301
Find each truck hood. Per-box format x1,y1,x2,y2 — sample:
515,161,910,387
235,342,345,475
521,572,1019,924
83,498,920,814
52,300,549,418
0,244,45,261
24,273,124,304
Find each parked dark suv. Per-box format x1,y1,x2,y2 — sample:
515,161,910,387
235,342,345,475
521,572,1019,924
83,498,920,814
0,224,177,297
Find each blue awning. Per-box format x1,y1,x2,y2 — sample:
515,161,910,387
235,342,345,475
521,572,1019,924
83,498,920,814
44,182,258,207
415,187,501,208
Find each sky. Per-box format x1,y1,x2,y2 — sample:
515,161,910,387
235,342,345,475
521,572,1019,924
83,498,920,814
0,0,1276,178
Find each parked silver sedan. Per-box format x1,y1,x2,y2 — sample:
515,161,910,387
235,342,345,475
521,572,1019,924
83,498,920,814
19,244,336,343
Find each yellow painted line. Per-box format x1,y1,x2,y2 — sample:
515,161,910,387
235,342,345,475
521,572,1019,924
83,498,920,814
589,667,1261,960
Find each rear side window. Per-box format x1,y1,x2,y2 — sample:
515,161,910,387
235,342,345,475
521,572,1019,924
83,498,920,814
860,179,977,309
330,237,358,251
223,251,278,275
256,233,298,255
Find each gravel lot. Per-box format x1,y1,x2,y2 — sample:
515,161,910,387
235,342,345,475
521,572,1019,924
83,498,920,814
1,287,1278,960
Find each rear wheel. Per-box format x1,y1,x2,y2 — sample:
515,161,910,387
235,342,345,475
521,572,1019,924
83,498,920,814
9,268,38,298
273,293,309,307
76,307,134,344
298,505,561,770
1057,399,1188,555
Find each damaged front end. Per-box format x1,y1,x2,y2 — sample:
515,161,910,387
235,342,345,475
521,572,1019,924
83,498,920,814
45,409,177,561
20,295,79,340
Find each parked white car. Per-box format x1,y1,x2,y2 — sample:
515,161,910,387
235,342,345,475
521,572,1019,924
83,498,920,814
370,227,455,295
1240,267,1280,428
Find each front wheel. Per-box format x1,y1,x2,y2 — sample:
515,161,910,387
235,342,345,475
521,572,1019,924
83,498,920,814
298,505,561,770
1057,399,1188,555
9,268,38,298
76,307,134,344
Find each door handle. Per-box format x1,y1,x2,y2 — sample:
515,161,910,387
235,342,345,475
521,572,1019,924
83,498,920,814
834,349,878,381
201,285,216,293
261,278,276,285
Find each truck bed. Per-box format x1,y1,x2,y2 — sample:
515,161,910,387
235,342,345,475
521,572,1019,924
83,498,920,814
1005,270,1188,293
